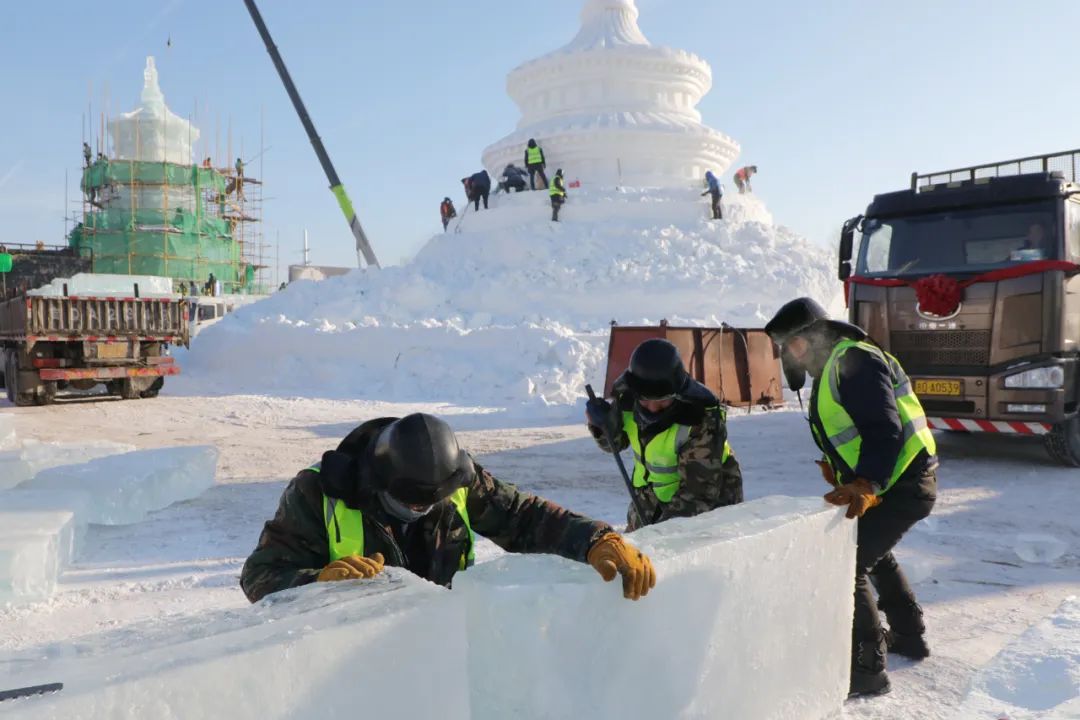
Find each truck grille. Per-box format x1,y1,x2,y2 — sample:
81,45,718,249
890,330,991,368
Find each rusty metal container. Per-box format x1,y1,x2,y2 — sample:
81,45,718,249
603,322,785,408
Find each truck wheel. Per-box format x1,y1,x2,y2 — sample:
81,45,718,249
140,377,164,399
119,378,141,400
34,382,57,406
3,352,14,403
1044,417,1080,467
6,353,34,407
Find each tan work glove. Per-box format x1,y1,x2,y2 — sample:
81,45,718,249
815,459,836,487
317,553,385,582
587,532,656,601
824,479,882,519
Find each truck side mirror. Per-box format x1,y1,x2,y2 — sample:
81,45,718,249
838,216,860,281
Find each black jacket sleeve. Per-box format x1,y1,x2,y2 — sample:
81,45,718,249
240,471,329,603
837,348,902,491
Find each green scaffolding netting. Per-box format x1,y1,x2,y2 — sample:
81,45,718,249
78,208,231,237
81,159,227,194
71,160,255,292
70,226,250,291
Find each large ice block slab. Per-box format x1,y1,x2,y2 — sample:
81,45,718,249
0,510,75,604
1,571,470,720
457,496,857,720
956,595,1080,719
8,445,217,526
0,440,135,491
27,273,174,299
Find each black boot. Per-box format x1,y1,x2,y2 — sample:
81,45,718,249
878,597,929,659
885,626,930,660
850,635,891,698
872,555,929,660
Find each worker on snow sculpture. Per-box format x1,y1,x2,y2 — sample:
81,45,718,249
241,414,656,604
765,297,937,699
499,163,529,194
701,170,723,219
586,339,743,531
734,165,757,194
524,138,549,191
462,170,492,211
549,169,567,222
440,197,457,231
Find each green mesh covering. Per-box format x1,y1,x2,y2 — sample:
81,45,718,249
70,160,254,293
81,159,226,194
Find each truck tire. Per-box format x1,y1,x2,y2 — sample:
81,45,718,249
34,382,57,406
119,378,141,401
1044,417,1080,467
5,353,33,407
3,352,13,403
140,377,164,399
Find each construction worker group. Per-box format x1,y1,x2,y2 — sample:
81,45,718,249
244,294,933,700
442,137,759,229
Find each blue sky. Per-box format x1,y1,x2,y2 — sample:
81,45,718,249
2,0,1077,280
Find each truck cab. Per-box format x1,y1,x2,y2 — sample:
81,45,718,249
839,150,1080,465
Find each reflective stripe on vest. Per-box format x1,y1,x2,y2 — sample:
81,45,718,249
814,341,936,493
527,146,543,165
621,410,731,503
308,463,476,571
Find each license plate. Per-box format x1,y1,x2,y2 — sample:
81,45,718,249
915,379,962,397
96,342,128,359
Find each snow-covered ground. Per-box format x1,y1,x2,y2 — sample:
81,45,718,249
172,190,840,406
1,395,1077,718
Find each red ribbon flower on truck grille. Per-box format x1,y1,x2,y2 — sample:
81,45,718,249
913,274,963,317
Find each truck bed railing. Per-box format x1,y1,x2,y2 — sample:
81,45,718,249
912,149,1080,191
0,296,188,343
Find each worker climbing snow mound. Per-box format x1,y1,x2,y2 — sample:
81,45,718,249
175,190,838,406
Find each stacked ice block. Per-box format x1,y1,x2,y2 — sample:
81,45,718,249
0,445,218,605
457,496,857,720
2,574,470,720
0,496,857,720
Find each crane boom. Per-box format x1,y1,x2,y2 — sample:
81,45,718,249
242,0,380,269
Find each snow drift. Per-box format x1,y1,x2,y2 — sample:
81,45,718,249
175,190,839,405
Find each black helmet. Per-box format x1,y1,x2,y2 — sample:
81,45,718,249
625,339,689,400
528,138,537,147
556,168,564,176
369,414,474,506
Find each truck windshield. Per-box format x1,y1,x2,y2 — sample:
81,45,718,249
856,201,1059,277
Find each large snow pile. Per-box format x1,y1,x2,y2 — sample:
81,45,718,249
2,497,855,720
175,190,839,405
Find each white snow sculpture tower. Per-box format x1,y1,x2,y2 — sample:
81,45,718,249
482,0,739,188
108,57,199,164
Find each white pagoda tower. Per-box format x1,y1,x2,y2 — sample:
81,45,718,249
482,0,739,188
108,57,198,165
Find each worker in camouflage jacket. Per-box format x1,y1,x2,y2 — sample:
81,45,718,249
586,339,743,531
241,414,656,603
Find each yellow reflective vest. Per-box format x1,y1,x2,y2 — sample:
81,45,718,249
621,410,732,503
812,340,936,494
310,464,476,571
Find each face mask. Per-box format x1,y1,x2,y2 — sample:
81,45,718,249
378,491,435,524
